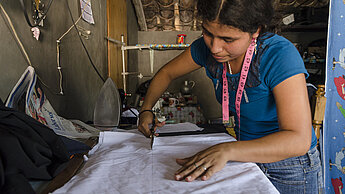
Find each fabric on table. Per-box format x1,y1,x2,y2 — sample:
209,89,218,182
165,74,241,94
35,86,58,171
53,131,278,194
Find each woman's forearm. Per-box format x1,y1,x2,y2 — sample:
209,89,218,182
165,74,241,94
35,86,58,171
225,129,311,163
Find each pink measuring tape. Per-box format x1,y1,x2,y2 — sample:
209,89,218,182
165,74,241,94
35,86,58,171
222,38,256,140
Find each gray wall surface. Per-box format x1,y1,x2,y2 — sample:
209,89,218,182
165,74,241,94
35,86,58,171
126,0,139,102
136,31,222,120
0,0,107,122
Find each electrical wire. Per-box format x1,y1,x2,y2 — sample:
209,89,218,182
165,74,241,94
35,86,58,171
278,0,297,6
65,0,106,83
0,3,32,67
295,0,315,7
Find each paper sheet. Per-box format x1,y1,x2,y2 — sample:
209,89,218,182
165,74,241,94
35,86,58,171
53,131,279,194
80,0,95,24
155,122,203,134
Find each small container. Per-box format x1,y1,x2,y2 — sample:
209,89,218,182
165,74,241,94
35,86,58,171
180,80,195,95
177,34,186,44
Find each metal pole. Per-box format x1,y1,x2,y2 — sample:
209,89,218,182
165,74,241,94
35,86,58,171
121,35,127,93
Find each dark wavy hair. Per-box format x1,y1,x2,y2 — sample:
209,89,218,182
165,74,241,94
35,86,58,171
197,0,274,34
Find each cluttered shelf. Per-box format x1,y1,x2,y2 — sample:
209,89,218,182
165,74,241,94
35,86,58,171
137,79,206,123
155,93,205,125
305,63,326,85
303,56,326,85
297,38,327,86
280,23,328,32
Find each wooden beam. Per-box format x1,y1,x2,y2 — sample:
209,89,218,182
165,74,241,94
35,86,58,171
107,0,127,89
131,0,147,31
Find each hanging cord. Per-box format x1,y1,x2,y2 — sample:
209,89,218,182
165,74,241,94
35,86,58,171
19,0,54,27
56,41,63,94
65,0,106,83
128,107,138,117
0,3,60,95
56,14,83,95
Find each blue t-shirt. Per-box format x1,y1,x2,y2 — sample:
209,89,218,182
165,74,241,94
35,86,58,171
191,33,317,149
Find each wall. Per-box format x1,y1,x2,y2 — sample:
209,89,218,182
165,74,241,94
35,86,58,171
135,31,222,120
0,0,107,122
126,0,139,100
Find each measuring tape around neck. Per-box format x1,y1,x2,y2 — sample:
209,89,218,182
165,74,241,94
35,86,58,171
222,38,256,140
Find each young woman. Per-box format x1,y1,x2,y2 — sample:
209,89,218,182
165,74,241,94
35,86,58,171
138,0,323,193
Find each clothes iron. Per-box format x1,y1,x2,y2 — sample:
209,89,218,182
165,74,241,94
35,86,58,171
93,77,121,128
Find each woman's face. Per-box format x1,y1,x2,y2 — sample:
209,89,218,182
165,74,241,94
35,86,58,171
202,20,260,64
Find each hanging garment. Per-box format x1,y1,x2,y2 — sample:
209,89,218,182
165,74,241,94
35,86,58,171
323,0,345,193
0,100,70,194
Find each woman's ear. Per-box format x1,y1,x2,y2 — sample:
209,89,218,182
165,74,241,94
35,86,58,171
252,27,261,39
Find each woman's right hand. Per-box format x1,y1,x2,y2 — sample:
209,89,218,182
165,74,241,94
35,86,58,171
138,111,165,137
138,111,153,137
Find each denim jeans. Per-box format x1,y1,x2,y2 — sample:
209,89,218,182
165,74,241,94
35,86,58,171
256,146,323,194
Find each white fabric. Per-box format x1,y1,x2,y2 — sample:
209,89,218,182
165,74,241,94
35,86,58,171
53,131,279,194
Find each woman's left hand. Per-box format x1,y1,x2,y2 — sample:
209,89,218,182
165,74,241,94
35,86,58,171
174,143,230,182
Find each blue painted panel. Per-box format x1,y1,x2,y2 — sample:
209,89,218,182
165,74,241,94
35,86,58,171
324,0,345,193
